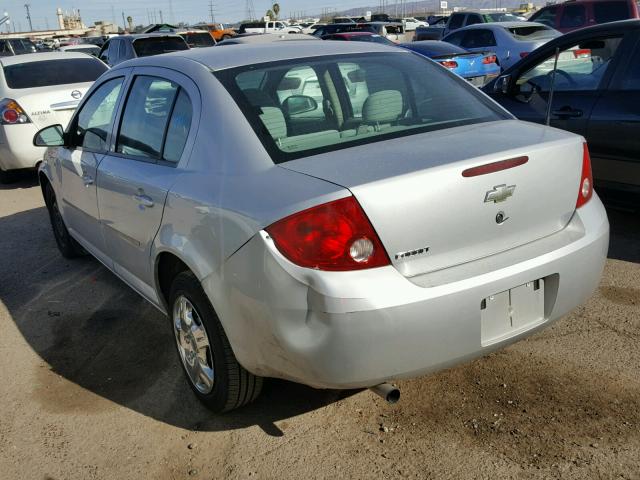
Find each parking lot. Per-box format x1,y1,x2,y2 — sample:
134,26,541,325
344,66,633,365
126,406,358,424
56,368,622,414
0,177,637,478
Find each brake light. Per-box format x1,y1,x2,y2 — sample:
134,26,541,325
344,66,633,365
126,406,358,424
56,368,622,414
573,48,591,58
519,51,530,58
576,143,593,208
265,196,390,271
482,55,497,64
440,60,458,69
0,98,31,125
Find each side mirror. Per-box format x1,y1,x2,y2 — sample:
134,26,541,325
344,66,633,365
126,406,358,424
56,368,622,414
493,74,511,95
33,124,65,147
282,95,318,116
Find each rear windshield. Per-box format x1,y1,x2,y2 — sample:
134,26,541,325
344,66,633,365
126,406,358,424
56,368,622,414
402,42,467,56
349,34,395,45
594,2,630,23
507,25,556,39
215,52,507,163
132,37,189,57
487,13,522,22
65,47,100,55
3,58,108,89
182,33,215,47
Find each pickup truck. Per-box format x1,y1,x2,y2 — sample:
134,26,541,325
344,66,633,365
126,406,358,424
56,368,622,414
239,20,302,34
415,11,522,40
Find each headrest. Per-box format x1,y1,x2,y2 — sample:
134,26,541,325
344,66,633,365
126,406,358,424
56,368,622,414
259,107,287,140
362,90,403,124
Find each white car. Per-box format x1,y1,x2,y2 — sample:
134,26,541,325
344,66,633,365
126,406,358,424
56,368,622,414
403,17,427,31
0,52,108,182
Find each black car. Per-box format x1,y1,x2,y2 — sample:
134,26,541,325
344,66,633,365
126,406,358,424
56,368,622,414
98,34,189,67
0,38,37,56
311,24,375,37
483,20,640,205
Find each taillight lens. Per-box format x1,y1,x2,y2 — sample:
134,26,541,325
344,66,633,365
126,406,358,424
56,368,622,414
0,98,31,125
519,51,530,58
440,60,458,69
482,55,497,64
576,143,593,208
265,196,390,271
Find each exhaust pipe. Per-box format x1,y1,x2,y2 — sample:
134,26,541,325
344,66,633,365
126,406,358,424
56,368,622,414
369,383,400,404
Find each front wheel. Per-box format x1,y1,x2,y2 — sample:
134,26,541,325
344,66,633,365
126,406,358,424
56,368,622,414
0,167,14,184
169,271,263,412
44,184,85,258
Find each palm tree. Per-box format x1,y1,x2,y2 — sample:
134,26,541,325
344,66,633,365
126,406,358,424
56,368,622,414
272,3,280,19
265,9,275,20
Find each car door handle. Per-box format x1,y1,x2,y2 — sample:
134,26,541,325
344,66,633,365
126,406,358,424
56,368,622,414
552,108,583,118
82,174,94,186
133,193,154,208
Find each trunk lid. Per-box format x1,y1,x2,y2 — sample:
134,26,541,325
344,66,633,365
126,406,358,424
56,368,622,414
12,82,92,129
280,120,584,277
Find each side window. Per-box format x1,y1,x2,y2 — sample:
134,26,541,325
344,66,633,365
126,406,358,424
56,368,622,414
465,14,483,26
517,36,623,93
619,44,640,90
560,5,586,29
444,31,465,47
71,77,124,151
116,76,179,159
339,62,369,117
448,14,465,31
107,40,119,63
461,29,496,48
99,41,110,62
162,90,193,163
118,41,128,61
593,2,629,23
276,66,324,107
531,6,558,27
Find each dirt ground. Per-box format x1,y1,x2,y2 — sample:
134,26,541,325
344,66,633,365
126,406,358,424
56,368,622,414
0,176,638,480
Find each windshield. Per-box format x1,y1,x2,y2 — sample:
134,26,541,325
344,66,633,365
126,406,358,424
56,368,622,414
3,58,108,89
3,39,36,55
133,37,189,57
488,13,523,22
215,52,507,163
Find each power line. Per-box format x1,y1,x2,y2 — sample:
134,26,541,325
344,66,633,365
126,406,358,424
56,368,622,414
209,0,216,23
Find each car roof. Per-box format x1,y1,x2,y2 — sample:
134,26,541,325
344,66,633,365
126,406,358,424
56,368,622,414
217,33,319,45
333,31,375,36
114,39,404,71
0,51,94,66
462,21,547,30
114,33,184,40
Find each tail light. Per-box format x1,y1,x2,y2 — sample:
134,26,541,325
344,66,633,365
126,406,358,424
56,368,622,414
519,51,530,58
576,143,593,208
0,98,31,125
482,55,497,64
440,60,458,69
265,196,390,271
573,48,591,58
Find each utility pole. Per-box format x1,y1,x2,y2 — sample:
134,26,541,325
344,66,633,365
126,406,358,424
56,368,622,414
122,11,126,31
209,0,215,23
24,4,33,31
159,10,163,23
168,0,174,24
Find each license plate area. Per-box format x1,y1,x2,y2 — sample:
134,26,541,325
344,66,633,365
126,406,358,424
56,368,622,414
481,279,545,346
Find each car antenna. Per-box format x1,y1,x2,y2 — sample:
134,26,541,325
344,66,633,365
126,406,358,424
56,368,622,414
545,47,560,126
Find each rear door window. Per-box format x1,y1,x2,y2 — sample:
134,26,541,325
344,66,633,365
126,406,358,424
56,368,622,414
593,2,630,23
162,89,193,163
3,58,108,89
560,5,587,29
443,31,465,47
448,14,465,30
465,14,484,26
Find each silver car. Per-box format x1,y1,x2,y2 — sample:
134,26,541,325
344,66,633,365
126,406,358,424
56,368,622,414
34,41,609,412
443,22,560,70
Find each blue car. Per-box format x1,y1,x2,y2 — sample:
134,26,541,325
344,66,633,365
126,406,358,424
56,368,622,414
399,40,501,87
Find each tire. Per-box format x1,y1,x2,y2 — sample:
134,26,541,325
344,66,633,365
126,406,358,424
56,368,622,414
0,167,14,184
44,184,86,258
169,271,263,412
222,34,231,40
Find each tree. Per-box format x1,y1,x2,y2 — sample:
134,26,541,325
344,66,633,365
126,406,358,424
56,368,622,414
265,9,275,20
272,3,280,19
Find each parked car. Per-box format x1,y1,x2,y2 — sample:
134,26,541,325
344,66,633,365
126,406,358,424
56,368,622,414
529,0,639,33
193,23,236,41
216,33,319,45
34,41,608,411
58,44,101,56
238,21,301,34
0,52,107,182
98,34,189,67
400,40,500,86
311,23,374,37
415,11,525,40
313,22,408,42
483,19,640,205
402,17,428,31
0,38,37,56
177,30,217,48
321,31,396,45
301,22,326,34
443,22,560,70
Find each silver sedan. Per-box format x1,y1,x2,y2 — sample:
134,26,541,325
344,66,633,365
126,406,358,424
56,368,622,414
442,22,560,70
34,41,608,412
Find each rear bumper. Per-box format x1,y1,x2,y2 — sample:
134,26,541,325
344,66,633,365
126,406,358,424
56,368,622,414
204,196,609,389
0,124,43,171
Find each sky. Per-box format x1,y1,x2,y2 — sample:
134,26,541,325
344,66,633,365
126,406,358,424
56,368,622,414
1,0,394,30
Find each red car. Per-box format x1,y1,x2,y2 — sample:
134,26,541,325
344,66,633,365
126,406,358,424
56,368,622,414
321,31,396,45
529,0,639,33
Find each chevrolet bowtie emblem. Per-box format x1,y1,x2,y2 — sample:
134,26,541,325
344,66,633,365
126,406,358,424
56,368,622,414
484,184,515,203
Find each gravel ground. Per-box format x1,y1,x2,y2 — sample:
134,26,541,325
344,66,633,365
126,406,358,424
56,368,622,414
0,177,638,480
